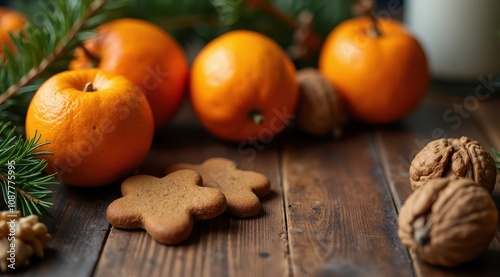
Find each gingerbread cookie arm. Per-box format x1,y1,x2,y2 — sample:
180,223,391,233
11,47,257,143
224,191,261,217
121,175,158,194
143,212,194,245
188,187,227,220
166,163,198,176
107,197,144,229
242,171,271,198
107,175,160,229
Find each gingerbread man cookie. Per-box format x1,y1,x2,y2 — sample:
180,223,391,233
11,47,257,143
166,157,271,217
106,169,227,245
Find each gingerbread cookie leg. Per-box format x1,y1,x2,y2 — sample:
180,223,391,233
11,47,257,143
166,157,271,218
106,170,227,245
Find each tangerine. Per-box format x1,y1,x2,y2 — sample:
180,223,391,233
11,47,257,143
190,30,298,142
0,7,25,56
70,18,188,129
319,17,429,123
25,69,154,187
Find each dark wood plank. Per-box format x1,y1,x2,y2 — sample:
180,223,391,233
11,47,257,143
476,98,500,158
475,96,500,271
5,183,119,277
93,103,289,277
373,91,500,277
282,129,413,276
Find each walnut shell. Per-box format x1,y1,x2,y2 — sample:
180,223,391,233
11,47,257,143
295,68,343,137
398,178,498,267
410,136,497,193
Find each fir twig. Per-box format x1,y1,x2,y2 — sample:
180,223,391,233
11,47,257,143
210,0,242,25
493,149,500,170
0,122,56,217
245,0,297,29
0,0,129,126
0,1,103,105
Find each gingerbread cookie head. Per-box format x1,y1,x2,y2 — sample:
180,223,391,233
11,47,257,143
106,169,227,245
166,157,271,218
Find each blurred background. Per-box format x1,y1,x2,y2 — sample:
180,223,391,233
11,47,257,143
2,0,499,91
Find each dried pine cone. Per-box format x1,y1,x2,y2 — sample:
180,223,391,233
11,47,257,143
398,178,498,267
0,211,51,272
409,136,497,192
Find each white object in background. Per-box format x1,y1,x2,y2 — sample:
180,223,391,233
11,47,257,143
405,0,500,81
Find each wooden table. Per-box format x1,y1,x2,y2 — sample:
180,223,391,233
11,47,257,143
7,88,500,277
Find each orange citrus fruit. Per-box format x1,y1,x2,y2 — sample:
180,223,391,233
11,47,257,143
190,30,298,142
319,17,429,123
70,18,188,129
0,7,26,56
26,69,154,187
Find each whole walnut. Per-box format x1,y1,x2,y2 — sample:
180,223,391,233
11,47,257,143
295,68,344,137
410,136,497,193
398,178,498,267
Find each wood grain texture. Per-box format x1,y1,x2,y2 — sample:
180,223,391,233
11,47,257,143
474,96,500,274
374,92,500,277
4,183,119,277
6,94,500,276
282,130,413,277
476,98,500,153
93,104,289,277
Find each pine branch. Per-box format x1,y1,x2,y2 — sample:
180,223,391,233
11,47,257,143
211,0,246,25
0,0,129,127
123,0,352,50
245,0,297,29
0,1,102,105
493,149,500,170
0,121,56,217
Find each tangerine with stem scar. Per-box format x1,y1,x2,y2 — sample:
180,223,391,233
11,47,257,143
319,15,429,123
190,30,298,142
25,69,154,187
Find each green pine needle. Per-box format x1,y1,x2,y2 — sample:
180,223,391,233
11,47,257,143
0,0,128,216
0,122,57,217
0,0,129,127
210,0,245,25
493,149,500,170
